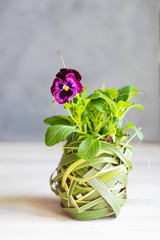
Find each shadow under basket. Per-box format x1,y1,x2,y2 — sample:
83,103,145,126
50,143,132,221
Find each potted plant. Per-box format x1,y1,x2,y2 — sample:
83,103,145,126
44,63,143,221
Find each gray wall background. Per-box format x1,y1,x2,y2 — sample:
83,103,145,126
0,0,159,142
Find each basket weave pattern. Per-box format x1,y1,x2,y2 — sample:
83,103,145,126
50,142,132,220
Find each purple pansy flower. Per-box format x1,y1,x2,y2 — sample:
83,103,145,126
51,68,83,104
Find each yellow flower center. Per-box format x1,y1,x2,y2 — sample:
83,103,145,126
63,85,69,91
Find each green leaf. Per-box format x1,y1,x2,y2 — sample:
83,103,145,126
87,92,101,99
45,125,80,146
102,124,109,135
79,87,87,99
87,90,117,115
64,102,72,109
104,88,118,99
78,136,101,160
116,86,138,102
124,122,143,140
81,110,89,119
44,115,73,125
90,98,108,112
95,120,107,133
128,86,139,100
116,101,143,119
127,103,143,111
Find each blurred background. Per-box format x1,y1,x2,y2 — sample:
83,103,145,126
0,0,159,142
0,2,160,238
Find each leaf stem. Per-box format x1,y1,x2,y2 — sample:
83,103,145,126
67,107,77,124
122,127,142,150
57,50,66,68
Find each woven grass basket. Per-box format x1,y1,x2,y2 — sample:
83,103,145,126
50,140,132,221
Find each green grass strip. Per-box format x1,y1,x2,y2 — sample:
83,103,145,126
88,177,120,216
99,165,125,183
77,168,121,216
74,157,119,171
62,207,114,221
62,159,86,188
101,142,132,170
68,180,77,207
58,153,80,169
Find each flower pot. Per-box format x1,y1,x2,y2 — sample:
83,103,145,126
50,141,132,221
45,66,143,220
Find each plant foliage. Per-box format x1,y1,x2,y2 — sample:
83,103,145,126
44,85,143,153
44,83,143,220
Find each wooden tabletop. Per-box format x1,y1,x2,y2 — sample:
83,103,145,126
0,142,160,240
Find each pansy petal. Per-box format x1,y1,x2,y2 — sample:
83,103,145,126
51,78,64,95
65,73,83,93
65,73,77,90
54,90,67,104
75,80,83,93
54,89,77,104
56,68,70,81
71,69,82,81
61,89,77,103
56,68,82,82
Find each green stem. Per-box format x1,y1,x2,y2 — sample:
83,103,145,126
84,123,87,133
87,118,93,132
76,94,82,104
67,108,77,124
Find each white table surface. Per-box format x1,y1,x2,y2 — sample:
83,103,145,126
0,142,160,240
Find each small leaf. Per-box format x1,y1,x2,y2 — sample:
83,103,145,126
116,86,138,102
125,122,143,140
44,115,73,126
104,88,118,99
102,124,109,135
81,110,89,119
128,86,138,100
78,136,101,160
45,125,80,146
116,101,143,118
64,102,72,109
87,92,101,99
116,86,130,101
90,98,108,112
128,104,143,111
